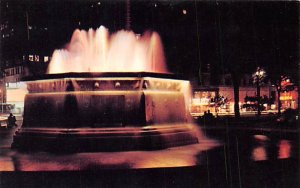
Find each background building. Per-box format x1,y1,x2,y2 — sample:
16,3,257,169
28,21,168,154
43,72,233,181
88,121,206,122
190,64,297,116
0,1,52,114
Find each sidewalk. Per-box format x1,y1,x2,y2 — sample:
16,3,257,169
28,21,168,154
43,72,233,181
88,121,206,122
191,110,278,118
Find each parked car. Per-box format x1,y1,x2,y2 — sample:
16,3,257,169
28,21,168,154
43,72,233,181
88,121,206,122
0,118,8,129
241,103,266,111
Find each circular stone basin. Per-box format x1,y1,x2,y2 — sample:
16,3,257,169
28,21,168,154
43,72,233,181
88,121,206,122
12,124,200,152
12,72,199,152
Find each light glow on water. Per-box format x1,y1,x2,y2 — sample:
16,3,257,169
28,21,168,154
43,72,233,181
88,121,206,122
48,26,168,74
278,140,291,159
252,146,268,161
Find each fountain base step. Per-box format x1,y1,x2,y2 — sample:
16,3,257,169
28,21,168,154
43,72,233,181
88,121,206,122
12,124,199,152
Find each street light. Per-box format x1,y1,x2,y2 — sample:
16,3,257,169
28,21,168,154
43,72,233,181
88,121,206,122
256,69,265,77
253,67,266,117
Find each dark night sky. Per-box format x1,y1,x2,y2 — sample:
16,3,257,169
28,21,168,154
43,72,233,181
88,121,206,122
0,0,298,82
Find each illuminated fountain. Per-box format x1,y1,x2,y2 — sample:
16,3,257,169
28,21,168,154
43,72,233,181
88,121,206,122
48,26,167,74
12,26,201,152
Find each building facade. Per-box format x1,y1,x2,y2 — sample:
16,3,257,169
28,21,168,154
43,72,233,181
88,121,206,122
190,71,298,116
2,54,50,114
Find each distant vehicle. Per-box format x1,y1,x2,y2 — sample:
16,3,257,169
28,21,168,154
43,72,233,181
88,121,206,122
0,103,15,113
0,118,8,129
241,104,266,111
276,108,299,127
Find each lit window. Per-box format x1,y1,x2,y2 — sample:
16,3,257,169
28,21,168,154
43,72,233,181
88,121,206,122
29,55,34,61
34,55,39,62
29,55,33,61
44,56,49,62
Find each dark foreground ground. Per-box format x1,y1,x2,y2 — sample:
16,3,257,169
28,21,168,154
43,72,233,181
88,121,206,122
0,115,299,188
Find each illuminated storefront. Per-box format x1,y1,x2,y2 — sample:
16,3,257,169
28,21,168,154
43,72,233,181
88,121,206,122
191,85,298,116
280,88,298,110
190,85,285,115
5,82,27,114
190,88,223,115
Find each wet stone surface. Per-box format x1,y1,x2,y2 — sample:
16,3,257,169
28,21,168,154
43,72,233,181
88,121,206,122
0,120,299,188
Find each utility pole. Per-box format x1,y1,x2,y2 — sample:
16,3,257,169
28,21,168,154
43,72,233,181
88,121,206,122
254,67,265,117
0,85,2,114
125,0,131,30
194,0,202,85
256,73,261,117
26,11,30,41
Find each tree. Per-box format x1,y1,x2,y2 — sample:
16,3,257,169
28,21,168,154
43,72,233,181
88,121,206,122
213,94,228,116
217,3,245,119
266,4,298,116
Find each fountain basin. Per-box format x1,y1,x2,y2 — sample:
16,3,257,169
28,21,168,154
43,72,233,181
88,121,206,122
12,124,199,152
12,72,199,152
